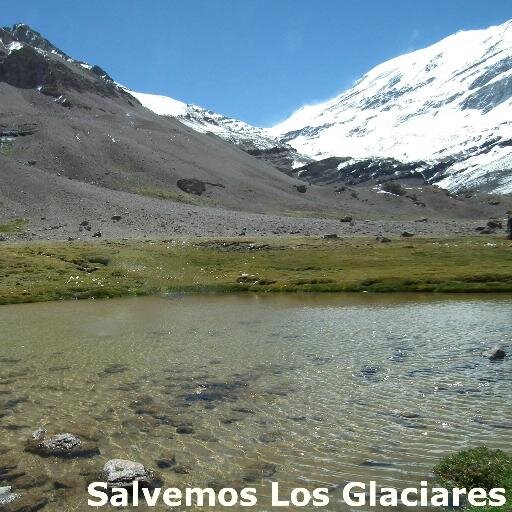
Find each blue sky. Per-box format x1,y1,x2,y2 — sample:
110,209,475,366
3,1,511,126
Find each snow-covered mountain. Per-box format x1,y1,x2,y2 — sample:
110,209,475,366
130,91,311,173
270,19,512,193
6,20,512,194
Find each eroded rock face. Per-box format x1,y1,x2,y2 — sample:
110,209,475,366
25,429,100,459
100,459,160,489
1,47,50,89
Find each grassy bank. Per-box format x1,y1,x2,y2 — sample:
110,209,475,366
0,235,512,304
434,447,512,511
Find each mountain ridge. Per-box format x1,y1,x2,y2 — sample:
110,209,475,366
1,21,511,243
270,19,512,193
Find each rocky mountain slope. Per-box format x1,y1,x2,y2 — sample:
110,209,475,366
0,24,344,227
128,90,310,173
1,23,510,241
269,19,512,194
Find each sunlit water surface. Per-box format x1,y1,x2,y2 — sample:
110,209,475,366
0,294,510,511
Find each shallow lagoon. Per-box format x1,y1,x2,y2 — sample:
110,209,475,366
0,294,511,510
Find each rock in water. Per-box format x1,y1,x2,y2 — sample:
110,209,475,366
1,494,48,512
484,346,507,361
0,486,19,506
25,429,100,458
360,365,381,378
100,459,160,489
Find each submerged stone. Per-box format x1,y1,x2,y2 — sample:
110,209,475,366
100,459,160,490
176,425,194,434
25,429,100,459
242,462,277,482
0,486,19,506
0,492,48,512
360,365,380,378
484,346,507,360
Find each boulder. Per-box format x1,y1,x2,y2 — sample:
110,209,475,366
294,184,307,193
401,231,414,237
340,216,353,223
111,215,122,221
376,236,391,243
177,178,206,196
100,459,160,490
483,346,506,361
487,219,503,229
323,233,338,239
25,429,100,458
0,486,19,506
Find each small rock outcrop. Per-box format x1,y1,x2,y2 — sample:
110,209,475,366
100,459,160,490
25,429,100,458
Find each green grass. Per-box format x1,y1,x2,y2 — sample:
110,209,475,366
132,186,201,205
0,235,511,304
0,218,28,234
434,447,512,511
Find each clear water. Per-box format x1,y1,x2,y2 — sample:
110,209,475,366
0,294,510,511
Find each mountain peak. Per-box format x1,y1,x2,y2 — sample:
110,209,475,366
3,22,69,59
270,18,512,193
0,22,131,104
